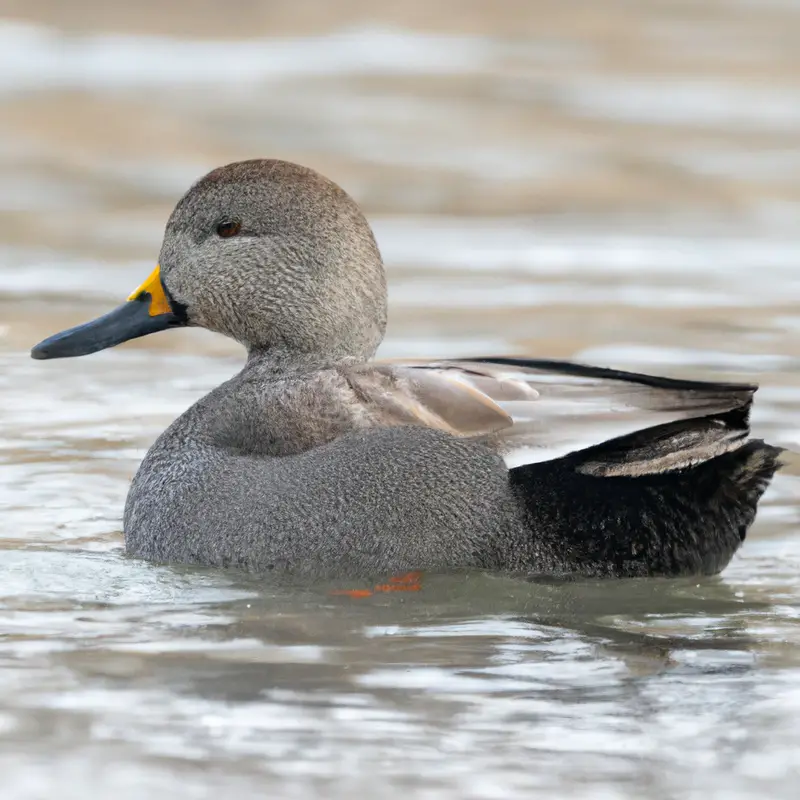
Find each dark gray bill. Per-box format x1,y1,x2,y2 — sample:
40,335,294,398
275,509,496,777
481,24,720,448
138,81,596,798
31,294,184,360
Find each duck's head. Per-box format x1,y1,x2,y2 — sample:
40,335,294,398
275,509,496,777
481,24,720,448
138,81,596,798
31,159,387,366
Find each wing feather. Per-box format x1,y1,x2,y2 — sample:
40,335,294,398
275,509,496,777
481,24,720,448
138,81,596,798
365,356,756,468
344,363,513,437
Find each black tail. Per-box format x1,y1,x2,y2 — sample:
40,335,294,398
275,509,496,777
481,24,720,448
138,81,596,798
509,426,783,579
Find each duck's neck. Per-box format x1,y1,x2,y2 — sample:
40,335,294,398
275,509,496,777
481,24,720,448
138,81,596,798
172,346,368,458
244,346,366,379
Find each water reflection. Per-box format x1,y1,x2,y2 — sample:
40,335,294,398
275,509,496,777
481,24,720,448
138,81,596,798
2,554,799,798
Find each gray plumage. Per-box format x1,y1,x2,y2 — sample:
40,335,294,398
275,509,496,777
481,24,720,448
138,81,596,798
31,159,783,579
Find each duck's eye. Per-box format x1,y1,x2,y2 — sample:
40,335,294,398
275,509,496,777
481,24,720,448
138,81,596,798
216,220,242,238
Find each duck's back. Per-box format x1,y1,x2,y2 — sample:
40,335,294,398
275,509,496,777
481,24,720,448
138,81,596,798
122,359,781,579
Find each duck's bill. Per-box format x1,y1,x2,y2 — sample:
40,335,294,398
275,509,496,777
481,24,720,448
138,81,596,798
30,265,186,360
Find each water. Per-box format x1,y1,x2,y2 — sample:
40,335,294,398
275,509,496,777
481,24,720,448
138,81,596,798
1,1,800,797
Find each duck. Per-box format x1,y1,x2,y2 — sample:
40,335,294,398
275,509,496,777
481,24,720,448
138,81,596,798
30,159,782,580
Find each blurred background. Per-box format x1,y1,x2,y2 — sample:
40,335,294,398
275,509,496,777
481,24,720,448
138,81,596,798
3,0,800,367
1,2,800,799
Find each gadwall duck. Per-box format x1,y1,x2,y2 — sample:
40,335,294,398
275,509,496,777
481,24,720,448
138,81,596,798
31,160,782,579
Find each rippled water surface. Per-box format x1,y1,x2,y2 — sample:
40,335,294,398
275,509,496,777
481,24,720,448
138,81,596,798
1,2,800,798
